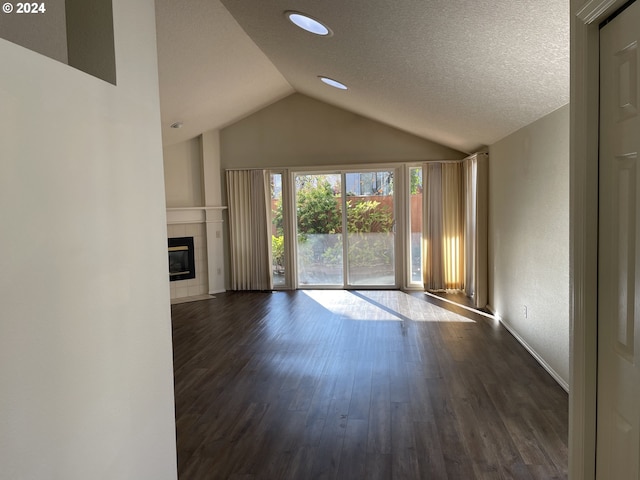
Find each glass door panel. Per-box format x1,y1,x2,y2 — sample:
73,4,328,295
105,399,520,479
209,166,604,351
409,166,423,285
270,172,286,287
345,170,395,286
295,174,343,286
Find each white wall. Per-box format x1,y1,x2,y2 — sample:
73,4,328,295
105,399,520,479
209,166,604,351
220,93,466,169
201,129,223,206
163,137,204,207
0,1,177,479
489,104,570,388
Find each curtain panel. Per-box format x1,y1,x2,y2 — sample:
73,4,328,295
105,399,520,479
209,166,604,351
226,169,273,291
423,162,465,290
464,153,489,308
423,155,488,307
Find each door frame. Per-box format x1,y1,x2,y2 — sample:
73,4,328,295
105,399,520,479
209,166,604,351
570,0,633,478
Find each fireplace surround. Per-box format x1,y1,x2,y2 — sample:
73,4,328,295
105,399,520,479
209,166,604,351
166,206,226,301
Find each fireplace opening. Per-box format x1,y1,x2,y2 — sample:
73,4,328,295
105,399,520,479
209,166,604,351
168,237,195,281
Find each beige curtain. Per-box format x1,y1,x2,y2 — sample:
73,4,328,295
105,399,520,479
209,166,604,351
423,162,465,290
226,169,273,291
464,153,489,308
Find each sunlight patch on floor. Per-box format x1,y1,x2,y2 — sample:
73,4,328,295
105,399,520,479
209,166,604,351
301,290,402,321
301,290,475,322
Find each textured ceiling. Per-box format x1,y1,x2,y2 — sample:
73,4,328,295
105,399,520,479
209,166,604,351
155,0,293,146
156,0,569,153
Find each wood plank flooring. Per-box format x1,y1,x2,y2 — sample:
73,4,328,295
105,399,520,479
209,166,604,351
171,290,568,480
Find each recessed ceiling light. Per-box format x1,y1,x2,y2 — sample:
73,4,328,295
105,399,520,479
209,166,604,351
286,11,331,36
170,122,183,129
319,76,348,90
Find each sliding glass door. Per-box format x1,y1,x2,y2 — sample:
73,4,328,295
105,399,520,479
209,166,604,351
294,170,396,288
295,173,343,286
345,171,395,286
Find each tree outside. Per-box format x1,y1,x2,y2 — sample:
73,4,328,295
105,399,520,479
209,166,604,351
272,173,395,284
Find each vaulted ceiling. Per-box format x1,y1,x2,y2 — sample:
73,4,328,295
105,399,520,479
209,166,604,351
155,0,569,154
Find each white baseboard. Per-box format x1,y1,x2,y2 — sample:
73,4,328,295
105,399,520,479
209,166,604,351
488,305,569,392
171,294,216,305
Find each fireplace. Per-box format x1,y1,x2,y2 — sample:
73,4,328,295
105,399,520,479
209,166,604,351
168,237,195,281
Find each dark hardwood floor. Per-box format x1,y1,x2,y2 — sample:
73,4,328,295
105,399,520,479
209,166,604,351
171,290,568,480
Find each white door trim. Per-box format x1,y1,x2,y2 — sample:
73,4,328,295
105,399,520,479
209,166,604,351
570,0,632,479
